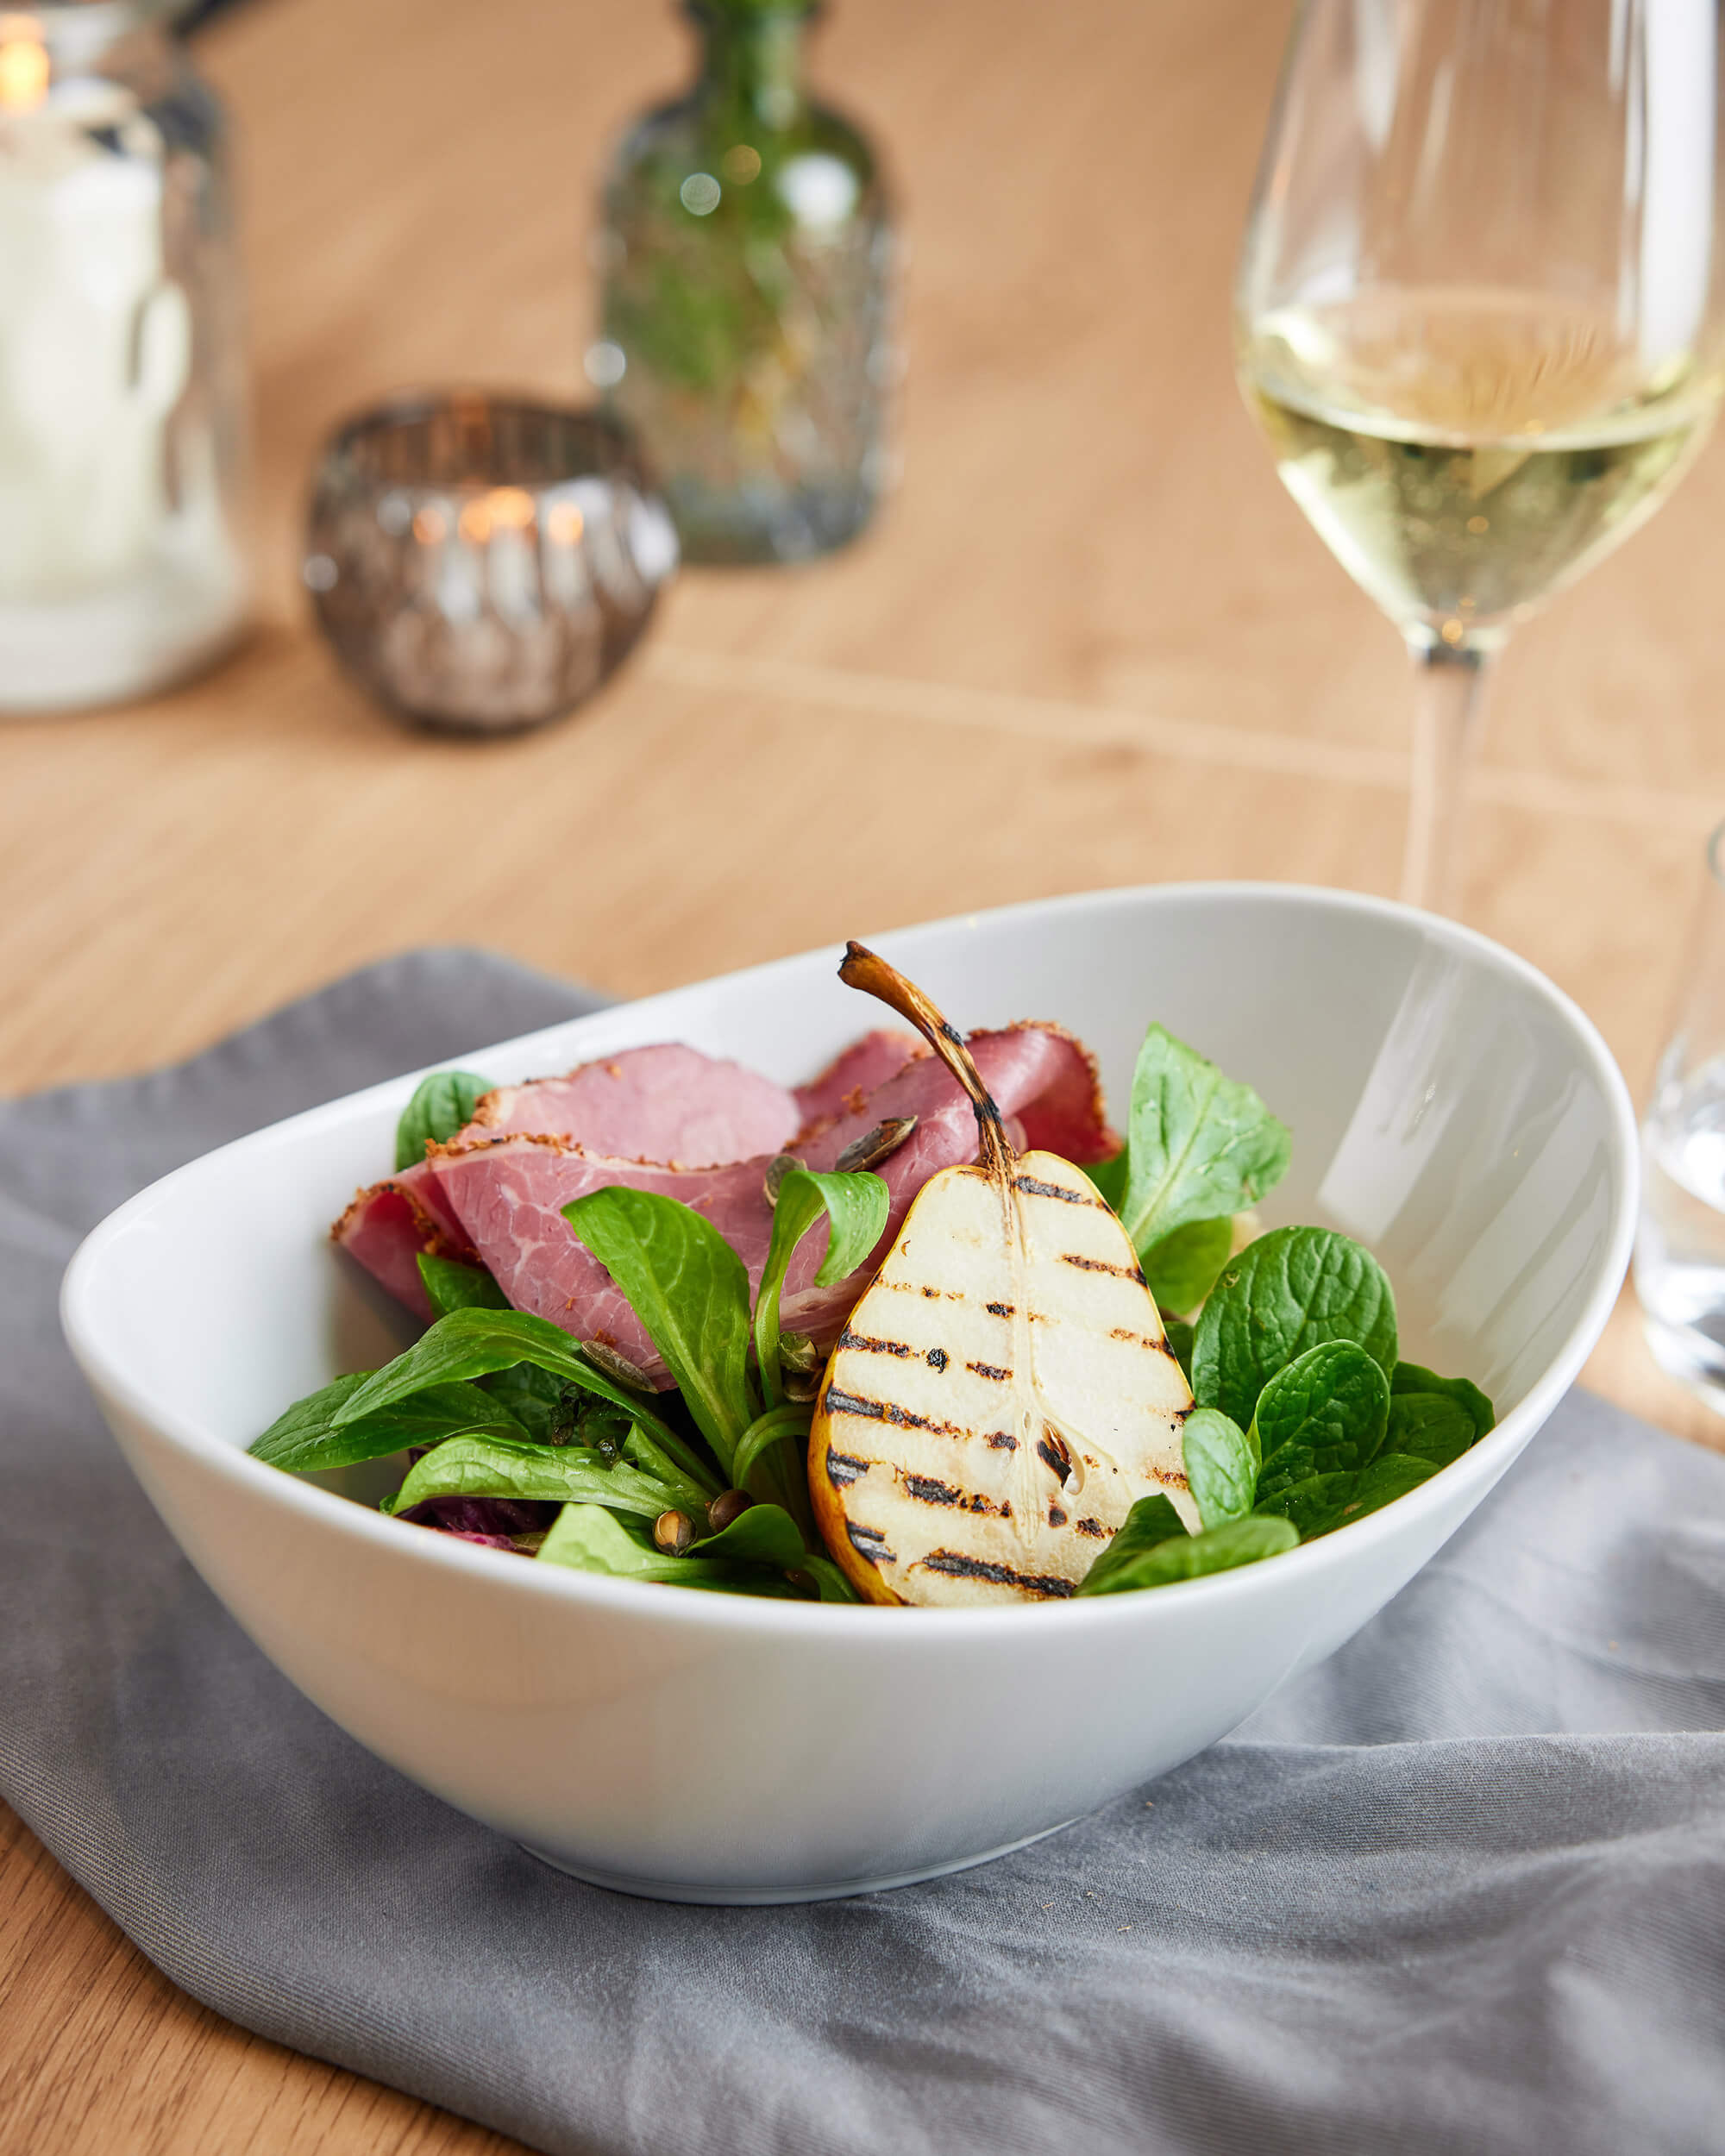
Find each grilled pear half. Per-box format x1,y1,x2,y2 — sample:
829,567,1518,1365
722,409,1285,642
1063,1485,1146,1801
810,944,1198,1608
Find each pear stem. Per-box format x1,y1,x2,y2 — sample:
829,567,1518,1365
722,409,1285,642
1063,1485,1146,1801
837,941,1015,1175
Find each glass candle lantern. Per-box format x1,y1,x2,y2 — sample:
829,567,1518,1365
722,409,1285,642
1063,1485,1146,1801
0,0,248,713
591,0,896,565
304,395,678,736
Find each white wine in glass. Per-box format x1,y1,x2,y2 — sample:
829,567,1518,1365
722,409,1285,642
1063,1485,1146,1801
1237,3,1725,915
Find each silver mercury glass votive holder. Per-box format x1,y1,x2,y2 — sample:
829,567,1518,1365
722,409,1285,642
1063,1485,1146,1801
303,393,678,735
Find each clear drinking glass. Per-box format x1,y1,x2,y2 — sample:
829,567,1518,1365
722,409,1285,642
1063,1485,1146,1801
1236,2,1725,915
1635,822,1725,1412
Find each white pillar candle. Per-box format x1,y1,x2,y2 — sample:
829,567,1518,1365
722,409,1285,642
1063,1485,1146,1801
0,26,245,711
0,72,189,600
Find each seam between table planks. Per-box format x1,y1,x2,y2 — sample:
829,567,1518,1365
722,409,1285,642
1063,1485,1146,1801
648,645,1723,834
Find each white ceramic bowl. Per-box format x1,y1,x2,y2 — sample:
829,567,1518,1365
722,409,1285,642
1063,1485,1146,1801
61,885,1637,1903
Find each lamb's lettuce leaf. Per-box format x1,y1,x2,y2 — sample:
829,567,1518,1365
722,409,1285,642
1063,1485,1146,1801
562,1188,755,1472
386,1434,703,1518
250,1374,527,1475
329,1307,717,1493
754,1167,888,1408
417,1252,509,1316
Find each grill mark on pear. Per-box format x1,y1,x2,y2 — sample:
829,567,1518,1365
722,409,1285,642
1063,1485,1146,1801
845,1521,894,1566
986,1300,1014,1318
1110,1326,1162,1349
823,1385,973,1439
967,1360,1011,1382
837,1329,913,1358
926,1347,949,1370
987,1431,1018,1450
919,1549,1075,1598
1076,1516,1107,1538
900,1472,1004,1514
1061,1252,1148,1283
1013,1175,1108,1208
825,1446,871,1488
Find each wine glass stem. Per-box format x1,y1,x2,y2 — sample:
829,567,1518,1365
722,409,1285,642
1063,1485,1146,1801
1400,638,1493,917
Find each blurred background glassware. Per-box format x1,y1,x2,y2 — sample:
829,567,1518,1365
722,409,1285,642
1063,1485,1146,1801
0,0,249,713
590,0,896,565
1235,0,1725,918
304,394,679,736
1635,820,1725,1415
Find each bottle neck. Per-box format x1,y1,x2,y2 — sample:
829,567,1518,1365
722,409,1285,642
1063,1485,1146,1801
688,4,812,131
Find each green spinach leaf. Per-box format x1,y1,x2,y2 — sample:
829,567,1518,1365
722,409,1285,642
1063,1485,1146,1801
1383,1392,1479,1470
1143,1216,1234,1316
1181,1406,1257,1528
251,1375,527,1476
1118,1025,1291,1261
394,1069,493,1171
1333,1451,1443,1524
1392,1361,1496,1443
562,1188,756,1472
1077,1514,1299,1595
417,1251,510,1316
1191,1225,1397,1431
755,1167,888,1408
1252,1339,1391,1503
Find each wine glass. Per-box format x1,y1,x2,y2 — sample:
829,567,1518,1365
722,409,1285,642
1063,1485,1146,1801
1236,0,1725,916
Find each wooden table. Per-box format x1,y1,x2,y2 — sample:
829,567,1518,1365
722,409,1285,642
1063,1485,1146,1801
4,0,1722,2147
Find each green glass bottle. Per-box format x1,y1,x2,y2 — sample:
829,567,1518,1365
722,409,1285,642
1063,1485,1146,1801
591,1,895,563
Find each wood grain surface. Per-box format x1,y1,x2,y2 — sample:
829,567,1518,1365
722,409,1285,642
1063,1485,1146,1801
3,0,1722,2147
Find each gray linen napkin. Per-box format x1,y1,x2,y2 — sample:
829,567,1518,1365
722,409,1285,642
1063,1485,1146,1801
3,949,1723,2156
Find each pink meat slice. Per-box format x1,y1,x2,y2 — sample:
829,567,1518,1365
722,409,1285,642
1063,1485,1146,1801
332,1160,480,1323
333,1044,800,1315
792,1030,923,1131
430,1023,1117,1381
467,1044,800,1165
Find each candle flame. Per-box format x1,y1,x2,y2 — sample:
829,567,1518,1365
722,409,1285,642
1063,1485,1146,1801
0,26,47,112
458,488,536,545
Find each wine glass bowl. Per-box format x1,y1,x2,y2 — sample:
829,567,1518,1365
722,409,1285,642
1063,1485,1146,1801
1236,0,1725,913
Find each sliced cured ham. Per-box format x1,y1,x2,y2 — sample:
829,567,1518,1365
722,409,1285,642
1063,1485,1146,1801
466,1044,799,1165
792,1030,922,1131
335,1043,800,1316
425,1025,1118,1381
332,1159,480,1322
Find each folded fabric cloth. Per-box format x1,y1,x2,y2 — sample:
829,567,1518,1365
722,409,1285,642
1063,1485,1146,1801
3,949,1722,2156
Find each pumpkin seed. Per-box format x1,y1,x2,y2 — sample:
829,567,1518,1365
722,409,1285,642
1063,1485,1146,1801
762,1152,802,1207
580,1340,656,1393
835,1115,918,1175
